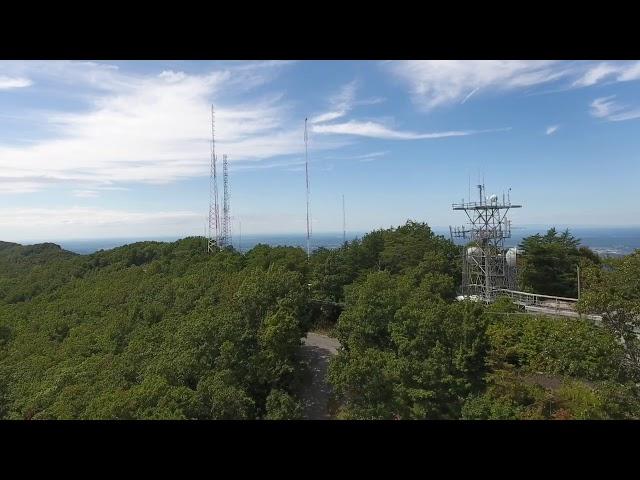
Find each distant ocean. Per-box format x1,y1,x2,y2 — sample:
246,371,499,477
24,226,640,257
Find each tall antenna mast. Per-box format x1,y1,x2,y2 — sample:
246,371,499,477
220,154,231,247
304,118,310,258
342,194,346,245
208,105,221,253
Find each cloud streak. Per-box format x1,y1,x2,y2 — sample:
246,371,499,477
590,96,640,122
385,61,640,110
309,80,358,124
573,61,640,87
0,206,202,241
0,75,32,89
0,61,335,194
312,120,510,140
309,80,385,125
384,60,568,110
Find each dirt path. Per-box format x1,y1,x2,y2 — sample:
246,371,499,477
299,332,341,420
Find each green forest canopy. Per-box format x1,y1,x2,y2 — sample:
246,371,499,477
1,222,638,419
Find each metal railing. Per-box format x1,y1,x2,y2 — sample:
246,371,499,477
494,288,578,308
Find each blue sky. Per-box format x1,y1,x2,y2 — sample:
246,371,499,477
1,60,639,241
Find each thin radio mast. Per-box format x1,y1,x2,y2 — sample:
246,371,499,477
342,194,346,245
304,118,310,258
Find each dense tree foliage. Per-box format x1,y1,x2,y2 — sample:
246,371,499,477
578,250,640,381
518,228,600,297
325,223,483,419
461,299,640,420
1,222,637,420
0,238,308,419
326,226,639,420
310,221,460,304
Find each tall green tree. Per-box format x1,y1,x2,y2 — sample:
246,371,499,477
578,250,640,381
519,228,599,297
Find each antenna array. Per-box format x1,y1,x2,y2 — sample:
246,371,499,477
450,181,522,302
208,105,220,253
220,154,231,247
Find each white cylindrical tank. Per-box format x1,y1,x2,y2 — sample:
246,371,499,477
506,247,518,267
467,246,482,259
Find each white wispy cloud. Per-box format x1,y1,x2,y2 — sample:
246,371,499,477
309,80,385,125
546,125,559,135
590,95,640,122
312,120,510,140
385,61,640,109
607,109,640,122
0,206,201,240
309,80,358,124
590,96,621,118
232,158,305,172
0,61,338,194
354,151,388,162
0,75,33,89
0,181,42,194
573,61,640,87
322,151,389,161
384,60,568,110
72,190,99,198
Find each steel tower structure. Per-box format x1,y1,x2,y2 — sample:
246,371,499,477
450,183,522,301
220,154,231,247
208,105,220,253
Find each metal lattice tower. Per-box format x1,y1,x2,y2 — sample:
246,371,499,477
207,105,221,253
450,183,522,302
220,154,231,247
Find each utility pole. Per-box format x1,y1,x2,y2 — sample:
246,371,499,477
342,194,346,245
577,265,581,300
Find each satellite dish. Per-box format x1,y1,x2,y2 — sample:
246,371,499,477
490,194,498,203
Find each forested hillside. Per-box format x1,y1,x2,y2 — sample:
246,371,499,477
1,222,638,420
0,237,308,419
